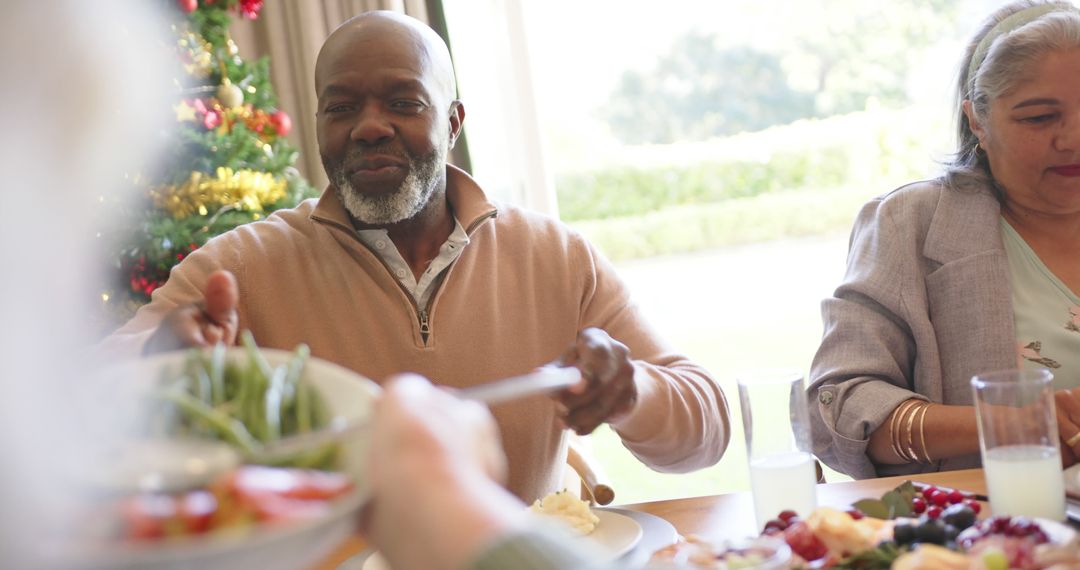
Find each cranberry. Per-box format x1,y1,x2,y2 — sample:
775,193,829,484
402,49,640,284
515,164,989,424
947,489,964,504
964,499,981,514
912,497,927,514
931,491,949,507
777,509,799,523
926,505,943,519
923,485,939,497
763,518,788,533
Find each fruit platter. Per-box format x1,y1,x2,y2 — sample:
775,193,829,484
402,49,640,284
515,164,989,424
65,335,380,570
652,481,1080,569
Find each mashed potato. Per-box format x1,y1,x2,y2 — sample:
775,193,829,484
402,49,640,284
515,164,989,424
529,489,600,535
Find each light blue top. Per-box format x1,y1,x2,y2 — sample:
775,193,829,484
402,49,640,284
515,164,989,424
1001,218,1080,388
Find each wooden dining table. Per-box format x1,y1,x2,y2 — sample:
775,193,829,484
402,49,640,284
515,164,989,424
313,468,1071,569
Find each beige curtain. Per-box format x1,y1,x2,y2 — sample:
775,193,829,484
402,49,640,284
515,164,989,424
229,0,433,190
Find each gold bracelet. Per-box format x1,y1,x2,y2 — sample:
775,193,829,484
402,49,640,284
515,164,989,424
904,401,921,463
917,403,933,464
891,400,919,462
889,401,915,462
889,401,908,461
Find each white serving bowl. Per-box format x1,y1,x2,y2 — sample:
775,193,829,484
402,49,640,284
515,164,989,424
65,347,380,570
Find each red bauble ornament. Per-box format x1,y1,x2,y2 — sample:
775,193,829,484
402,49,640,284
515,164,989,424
238,0,264,19
178,0,198,13
203,109,222,130
270,110,292,137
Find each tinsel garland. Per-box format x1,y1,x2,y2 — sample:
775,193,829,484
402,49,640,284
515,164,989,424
150,166,287,218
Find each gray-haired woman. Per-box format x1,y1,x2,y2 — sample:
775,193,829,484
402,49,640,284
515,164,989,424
809,0,1080,480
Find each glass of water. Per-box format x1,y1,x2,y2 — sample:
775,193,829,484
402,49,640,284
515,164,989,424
971,368,1066,520
737,369,817,530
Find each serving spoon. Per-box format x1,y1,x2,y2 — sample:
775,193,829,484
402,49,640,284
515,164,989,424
98,366,583,494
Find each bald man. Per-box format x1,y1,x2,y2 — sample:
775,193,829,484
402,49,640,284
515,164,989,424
103,11,730,502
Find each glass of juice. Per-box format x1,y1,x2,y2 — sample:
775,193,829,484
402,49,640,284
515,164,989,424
737,369,817,530
971,368,1066,520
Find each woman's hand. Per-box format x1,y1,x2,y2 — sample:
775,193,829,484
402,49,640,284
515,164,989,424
1053,387,1080,468
361,374,524,570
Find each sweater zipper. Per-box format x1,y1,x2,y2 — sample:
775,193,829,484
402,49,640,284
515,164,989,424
418,308,430,337
313,208,498,346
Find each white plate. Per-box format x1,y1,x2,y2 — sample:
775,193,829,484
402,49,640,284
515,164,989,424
588,510,645,560
355,509,645,570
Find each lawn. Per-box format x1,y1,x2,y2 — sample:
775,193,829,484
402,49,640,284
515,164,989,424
585,233,856,505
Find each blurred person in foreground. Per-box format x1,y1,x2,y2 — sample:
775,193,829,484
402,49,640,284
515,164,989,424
809,0,1080,479
100,10,730,502
366,374,607,570
0,1,170,566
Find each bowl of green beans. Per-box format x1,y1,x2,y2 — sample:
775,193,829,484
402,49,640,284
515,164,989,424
144,331,379,477
70,333,380,569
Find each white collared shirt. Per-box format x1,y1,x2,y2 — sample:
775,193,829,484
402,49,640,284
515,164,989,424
356,218,470,310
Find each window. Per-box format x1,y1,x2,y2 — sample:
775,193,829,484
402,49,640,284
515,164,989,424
443,0,1011,503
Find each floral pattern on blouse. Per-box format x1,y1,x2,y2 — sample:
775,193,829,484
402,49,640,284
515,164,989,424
1067,305,1080,333
1018,340,1061,369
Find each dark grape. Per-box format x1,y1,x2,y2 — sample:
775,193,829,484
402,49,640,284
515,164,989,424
941,504,976,530
893,522,916,545
943,523,960,542
915,519,946,545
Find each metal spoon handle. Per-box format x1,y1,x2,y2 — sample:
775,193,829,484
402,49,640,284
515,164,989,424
252,367,581,460
459,366,582,406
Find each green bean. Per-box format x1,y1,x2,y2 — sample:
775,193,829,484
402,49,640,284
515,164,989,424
163,334,338,468
210,342,226,405
265,364,286,441
162,389,257,454
296,376,312,434
195,368,213,405
241,330,274,380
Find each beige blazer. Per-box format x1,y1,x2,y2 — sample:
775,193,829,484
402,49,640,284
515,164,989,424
809,180,1016,479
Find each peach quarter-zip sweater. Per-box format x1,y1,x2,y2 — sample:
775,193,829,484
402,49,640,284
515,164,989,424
102,166,731,502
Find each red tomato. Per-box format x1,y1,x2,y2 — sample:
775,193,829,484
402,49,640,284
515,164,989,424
248,492,333,524
179,490,218,534
120,494,177,540
229,466,354,501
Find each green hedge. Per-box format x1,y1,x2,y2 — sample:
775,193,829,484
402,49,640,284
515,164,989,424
570,186,874,261
555,145,850,222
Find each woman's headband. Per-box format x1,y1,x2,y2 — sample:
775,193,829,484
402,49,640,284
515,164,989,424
967,3,1074,90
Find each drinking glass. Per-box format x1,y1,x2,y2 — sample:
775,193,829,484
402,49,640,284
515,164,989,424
971,368,1066,520
737,369,817,529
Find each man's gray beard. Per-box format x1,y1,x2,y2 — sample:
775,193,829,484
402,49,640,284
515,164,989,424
330,145,444,226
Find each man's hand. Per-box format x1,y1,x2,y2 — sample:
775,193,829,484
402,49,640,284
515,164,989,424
1054,387,1080,468
553,327,638,435
143,270,239,354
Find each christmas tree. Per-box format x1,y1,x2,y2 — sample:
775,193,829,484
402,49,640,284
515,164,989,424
98,0,316,329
